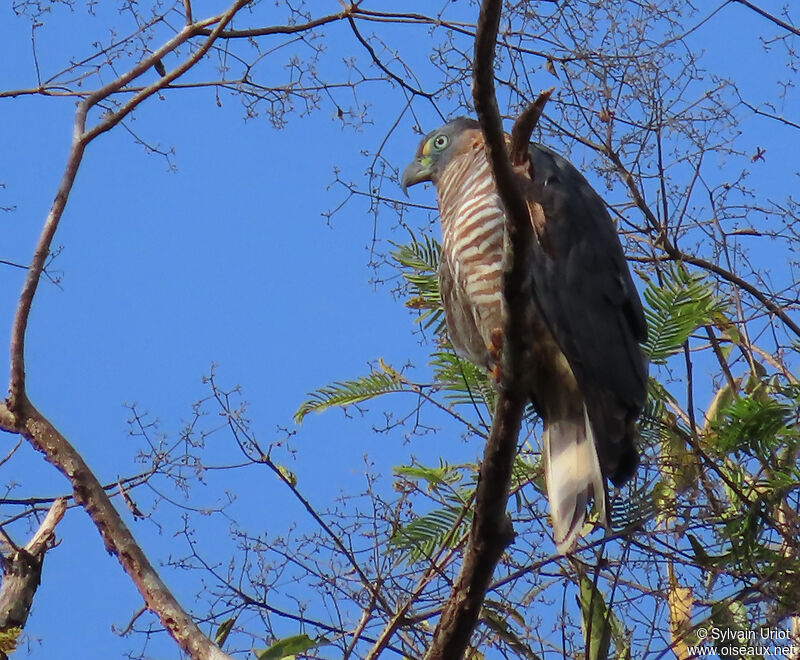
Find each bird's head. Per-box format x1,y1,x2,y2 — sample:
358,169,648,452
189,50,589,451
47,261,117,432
401,117,481,196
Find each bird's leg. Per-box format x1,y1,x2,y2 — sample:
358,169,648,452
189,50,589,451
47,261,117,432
488,327,503,382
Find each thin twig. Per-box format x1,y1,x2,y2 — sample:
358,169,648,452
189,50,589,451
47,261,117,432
182,0,193,25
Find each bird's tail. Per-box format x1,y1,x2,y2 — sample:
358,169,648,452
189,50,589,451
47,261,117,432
543,405,606,554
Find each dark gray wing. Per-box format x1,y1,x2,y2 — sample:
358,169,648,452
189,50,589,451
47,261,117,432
524,143,648,486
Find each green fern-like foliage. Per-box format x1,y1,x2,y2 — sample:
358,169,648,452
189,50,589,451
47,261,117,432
292,226,800,659
394,461,466,489
642,264,726,364
391,504,473,562
390,462,474,563
430,350,496,412
391,234,445,333
689,382,800,618
711,394,795,458
395,234,496,415
294,368,404,423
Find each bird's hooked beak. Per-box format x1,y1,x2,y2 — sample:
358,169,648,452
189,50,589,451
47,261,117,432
400,155,434,197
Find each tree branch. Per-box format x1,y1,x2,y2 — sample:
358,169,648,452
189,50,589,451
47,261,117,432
196,8,350,38
0,402,14,433
729,0,800,37
424,0,544,657
604,148,800,340
8,0,250,408
0,498,66,639
423,393,522,659
3,3,253,659
12,401,232,660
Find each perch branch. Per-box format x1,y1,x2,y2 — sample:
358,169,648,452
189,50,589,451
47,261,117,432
424,0,547,657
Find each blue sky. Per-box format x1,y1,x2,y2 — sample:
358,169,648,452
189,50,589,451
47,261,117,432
1,1,798,658
0,4,455,657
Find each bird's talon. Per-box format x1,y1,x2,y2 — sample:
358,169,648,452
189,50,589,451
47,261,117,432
490,328,503,351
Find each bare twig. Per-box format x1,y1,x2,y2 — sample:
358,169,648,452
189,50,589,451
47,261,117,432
365,529,468,659
182,0,193,25
11,402,232,660
704,325,737,393
197,9,351,38
9,1,249,407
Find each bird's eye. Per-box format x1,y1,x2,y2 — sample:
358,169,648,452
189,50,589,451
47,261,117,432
432,134,449,150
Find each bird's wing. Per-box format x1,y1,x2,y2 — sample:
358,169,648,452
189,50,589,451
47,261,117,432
439,254,490,370
522,143,648,485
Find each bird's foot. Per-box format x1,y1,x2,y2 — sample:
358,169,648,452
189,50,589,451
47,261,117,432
487,328,503,383
489,327,503,356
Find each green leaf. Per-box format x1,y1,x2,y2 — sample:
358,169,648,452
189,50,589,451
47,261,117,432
390,503,471,562
687,533,712,567
709,602,758,660
577,573,611,660
394,461,464,491
391,461,474,563
294,366,404,422
481,600,543,659
255,634,327,660
483,599,527,628
641,265,726,364
391,234,446,333
609,614,631,660
610,478,658,530
710,394,793,458
214,616,236,647
430,350,496,412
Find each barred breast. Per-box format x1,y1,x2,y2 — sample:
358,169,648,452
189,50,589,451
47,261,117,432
436,144,506,368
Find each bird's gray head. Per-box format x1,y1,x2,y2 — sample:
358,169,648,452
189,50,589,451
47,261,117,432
401,117,481,196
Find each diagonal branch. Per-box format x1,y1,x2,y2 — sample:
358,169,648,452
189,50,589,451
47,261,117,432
3,3,252,659
603,148,800,340
728,0,800,37
10,402,233,660
423,393,522,659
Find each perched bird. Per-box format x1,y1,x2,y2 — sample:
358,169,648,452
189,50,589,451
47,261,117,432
401,117,648,552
